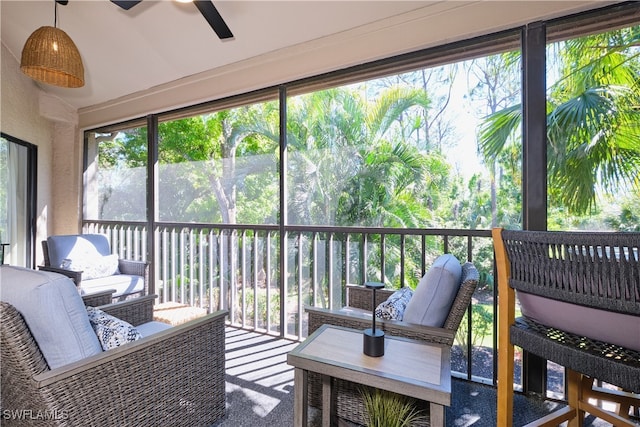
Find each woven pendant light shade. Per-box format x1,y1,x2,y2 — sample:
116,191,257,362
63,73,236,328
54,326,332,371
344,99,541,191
20,26,84,88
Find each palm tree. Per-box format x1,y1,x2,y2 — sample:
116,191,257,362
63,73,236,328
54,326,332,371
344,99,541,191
285,86,441,228
478,26,640,215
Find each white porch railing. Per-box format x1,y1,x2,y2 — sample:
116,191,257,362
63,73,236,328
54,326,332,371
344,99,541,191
84,220,495,382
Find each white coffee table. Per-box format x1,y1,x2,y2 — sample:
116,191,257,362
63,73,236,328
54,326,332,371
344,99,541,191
287,324,451,426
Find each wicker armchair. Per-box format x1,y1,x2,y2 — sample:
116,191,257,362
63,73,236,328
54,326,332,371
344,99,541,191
39,234,149,302
1,294,228,427
305,261,479,425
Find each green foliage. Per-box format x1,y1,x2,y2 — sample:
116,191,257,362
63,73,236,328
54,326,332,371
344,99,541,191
361,388,428,427
455,303,493,356
235,288,280,326
604,198,640,232
479,26,640,216
98,127,148,169
548,190,640,232
93,26,640,232
336,141,448,228
286,86,439,228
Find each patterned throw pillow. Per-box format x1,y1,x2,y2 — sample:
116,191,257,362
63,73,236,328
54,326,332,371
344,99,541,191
374,287,414,321
86,306,142,350
66,254,120,280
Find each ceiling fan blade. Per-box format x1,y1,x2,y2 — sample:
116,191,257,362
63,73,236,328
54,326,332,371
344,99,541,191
193,1,234,40
111,0,143,11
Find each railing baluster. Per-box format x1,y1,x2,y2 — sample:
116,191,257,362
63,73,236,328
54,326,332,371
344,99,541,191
312,232,318,308
380,233,386,285
345,234,351,287
211,229,217,311
266,231,272,333
125,226,131,260
188,229,194,306
173,228,178,302
328,232,334,310
142,227,147,263
241,230,247,328
199,229,205,309
400,234,405,287
230,231,238,322
119,226,125,259
134,227,140,261
297,232,303,339
253,229,259,331
162,228,166,300
220,230,228,320
362,234,368,283
421,235,426,277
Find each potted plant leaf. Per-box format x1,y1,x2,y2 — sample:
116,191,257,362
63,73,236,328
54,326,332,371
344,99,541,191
360,387,429,427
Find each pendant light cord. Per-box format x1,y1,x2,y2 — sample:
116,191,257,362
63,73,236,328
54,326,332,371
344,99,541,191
54,0,58,28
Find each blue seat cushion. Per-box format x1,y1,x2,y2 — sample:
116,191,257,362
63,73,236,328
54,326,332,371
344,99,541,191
47,234,123,280
80,274,144,298
47,234,111,267
136,321,173,337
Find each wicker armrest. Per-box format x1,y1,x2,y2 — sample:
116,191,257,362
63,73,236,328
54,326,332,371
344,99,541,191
118,259,149,277
98,294,157,326
118,259,150,296
306,305,454,346
31,310,228,426
82,289,115,307
345,284,395,311
37,265,83,285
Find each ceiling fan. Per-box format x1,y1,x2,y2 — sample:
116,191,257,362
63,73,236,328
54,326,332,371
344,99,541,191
110,0,234,40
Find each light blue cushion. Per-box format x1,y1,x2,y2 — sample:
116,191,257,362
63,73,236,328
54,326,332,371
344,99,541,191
402,254,462,327
0,266,103,369
47,234,112,268
79,274,144,298
67,253,120,280
136,321,173,337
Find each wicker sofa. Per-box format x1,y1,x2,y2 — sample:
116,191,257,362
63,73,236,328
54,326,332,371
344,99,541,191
305,260,479,425
0,266,227,427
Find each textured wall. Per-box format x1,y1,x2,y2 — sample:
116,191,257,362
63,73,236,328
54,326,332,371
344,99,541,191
1,44,80,264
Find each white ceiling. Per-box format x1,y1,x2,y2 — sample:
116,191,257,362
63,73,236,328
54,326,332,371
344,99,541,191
1,0,617,114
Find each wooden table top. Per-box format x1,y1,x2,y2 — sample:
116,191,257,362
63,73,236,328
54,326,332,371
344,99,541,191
288,324,451,406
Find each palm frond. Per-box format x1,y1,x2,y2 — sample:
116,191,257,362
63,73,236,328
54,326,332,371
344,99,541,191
477,104,521,160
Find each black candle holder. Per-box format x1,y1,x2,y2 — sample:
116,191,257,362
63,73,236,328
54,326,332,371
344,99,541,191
363,281,385,357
